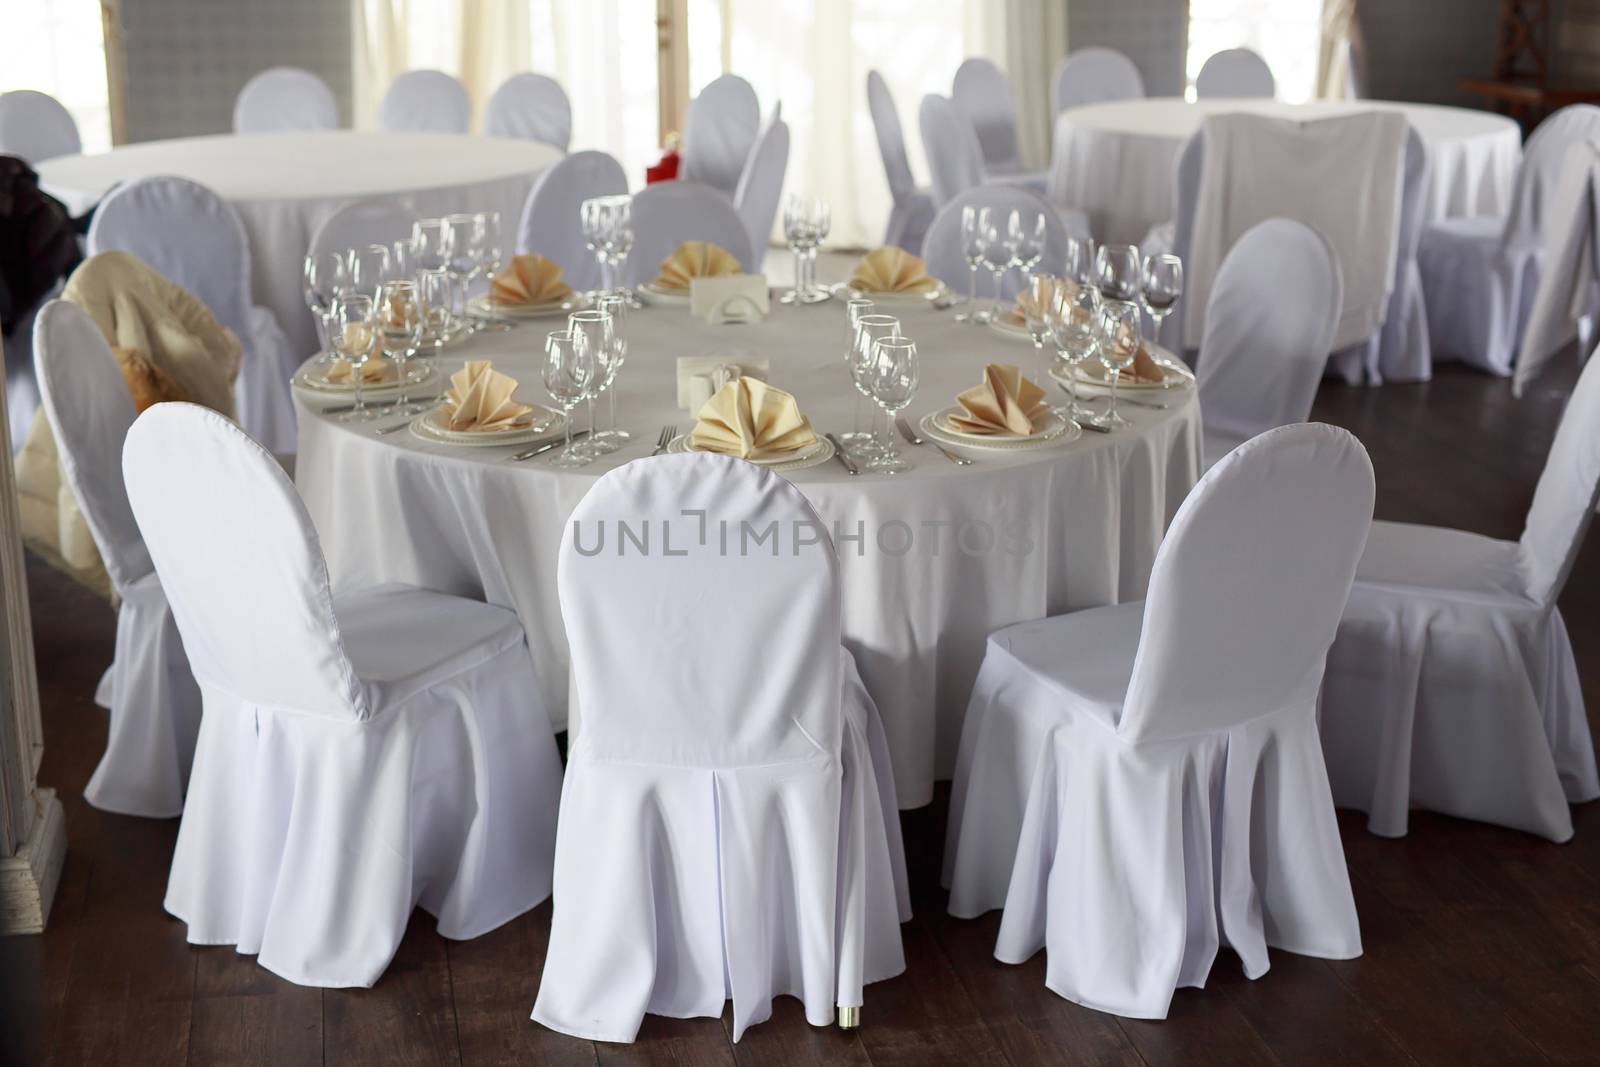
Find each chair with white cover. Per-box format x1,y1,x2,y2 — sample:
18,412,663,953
1050,48,1146,114
484,73,572,150
918,94,986,211
732,116,789,260
1418,104,1600,376
621,181,755,287
0,90,81,164
377,69,471,134
514,150,627,291
232,67,339,133
1196,219,1343,469
944,422,1372,1020
679,73,761,200
123,402,563,986
308,198,417,263
951,58,1046,190
33,300,200,817
866,71,935,253
921,185,1087,302
1194,48,1276,99
1319,350,1600,842
1517,140,1600,396
532,453,910,1041
88,175,299,453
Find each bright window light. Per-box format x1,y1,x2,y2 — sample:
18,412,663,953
1186,0,1325,103
0,0,111,153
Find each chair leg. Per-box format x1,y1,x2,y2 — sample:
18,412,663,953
838,1005,860,1029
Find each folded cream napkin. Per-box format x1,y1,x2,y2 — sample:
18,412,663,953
326,356,395,385
1106,324,1166,384
442,360,537,432
491,254,573,306
1015,275,1075,322
655,241,741,290
949,364,1049,435
690,377,817,460
851,246,937,293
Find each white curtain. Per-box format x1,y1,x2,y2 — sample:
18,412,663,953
1317,0,1364,100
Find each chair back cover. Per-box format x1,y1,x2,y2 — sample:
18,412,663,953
1194,48,1277,99
1120,423,1374,743
1521,348,1600,606
1516,139,1600,394
309,198,417,261
123,403,366,719
951,58,1024,175
622,181,755,286
1370,125,1432,381
1197,219,1342,447
733,117,789,258
1500,105,1600,261
232,67,339,133
484,72,572,149
559,452,842,765
87,176,256,351
32,300,151,592
866,71,915,198
514,150,627,291
377,69,471,133
0,90,81,164
918,94,985,209
921,184,1069,300
1050,48,1146,114
680,74,761,198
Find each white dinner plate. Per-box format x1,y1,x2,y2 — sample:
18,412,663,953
636,282,692,305
665,433,835,472
842,282,947,305
985,309,1036,342
919,406,1081,451
416,320,472,352
409,404,565,446
467,294,588,319
1068,354,1194,391
293,359,437,396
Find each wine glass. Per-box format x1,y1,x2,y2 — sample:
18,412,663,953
866,336,919,474
850,314,900,457
1063,234,1095,286
388,237,417,286
1048,278,1100,422
581,194,632,296
1022,274,1056,379
347,244,391,301
840,297,876,450
780,194,832,304
542,330,595,469
412,218,450,272
568,308,615,454
1141,253,1183,347
302,251,348,363
443,214,483,327
474,211,511,332
376,279,426,415
978,208,1014,323
1009,210,1046,290
1094,299,1142,430
415,267,455,349
955,205,985,324
330,293,378,423
592,292,631,447
606,199,635,302
1094,243,1141,304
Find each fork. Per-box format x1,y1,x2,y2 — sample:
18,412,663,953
896,416,971,466
651,424,677,456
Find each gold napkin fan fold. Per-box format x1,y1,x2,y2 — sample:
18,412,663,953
655,241,741,290
1108,324,1167,384
491,254,573,306
326,356,395,385
950,364,1049,435
690,377,817,460
443,360,537,431
1015,274,1076,321
851,246,937,293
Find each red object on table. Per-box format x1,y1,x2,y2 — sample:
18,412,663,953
646,134,681,184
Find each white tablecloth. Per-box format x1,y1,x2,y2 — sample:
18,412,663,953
1049,97,1522,245
37,132,561,356
293,299,1202,808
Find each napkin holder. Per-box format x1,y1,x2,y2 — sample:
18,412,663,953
691,274,770,325
676,353,770,411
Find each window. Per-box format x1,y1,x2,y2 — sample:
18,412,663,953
1186,0,1325,103
0,0,112,152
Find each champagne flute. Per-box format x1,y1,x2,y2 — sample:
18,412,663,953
1094,299,1142,430
955,205,985,324
568,308,614,455
866,336,919,474
377,279,425,415
302,251,347,363
330,293,378,423
592,292,631,446
542,329,595,468
841,297,876,448
1141,253,1183,347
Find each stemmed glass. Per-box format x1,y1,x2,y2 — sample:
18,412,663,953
568,308,614,454
542,330,595,469
330,293,378,423
1048,277,1100,423
1095,299,1142,430
780,194,832,305
1063,234,1095,287
840,297,876,450
1141,253,1183,346
474,211,511,331
955,205,985,324
412,218,450,272
849,314,900,457
591,292,631,447
978,208,1014,323
866,336,919,474
1094,243,1141,304
581,194,632,297
376,279,426,415
443,213,481,328
389,238,417,286
1009,210,1046,291
348,244,391,302
1021,274,1056,381
302,251,348,363
415,267,454,350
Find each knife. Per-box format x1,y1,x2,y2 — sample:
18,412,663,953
510,428,590,462
323,394,438,415
823,433,861,475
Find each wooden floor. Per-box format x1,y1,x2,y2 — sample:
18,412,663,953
5,363,1600,1066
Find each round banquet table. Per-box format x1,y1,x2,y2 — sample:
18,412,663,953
37,131,562,356
293,296,1202,808
1048,97,1523,246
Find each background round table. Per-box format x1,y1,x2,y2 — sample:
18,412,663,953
1048,97,1522,246
293,295,1202,808
38,131,562,356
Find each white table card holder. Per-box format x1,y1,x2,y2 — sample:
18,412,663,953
691,274,770,324
675,354,770,412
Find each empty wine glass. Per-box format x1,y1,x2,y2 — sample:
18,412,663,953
376,279,425,415
866,336,919,474
850,314,900,457
1094,243,1141,304
443,214,481,326
581,194,632,297
412,218,450,272
955,205,985,324
330,293,378,423
568,308,614,454
1048,278,1100,422
302,251,347,362
415,267,455,349
780,194,832,304
388,238,417,286
1009,210,1046,290
1141,253,1183,346
978,208,1014,324
347,244,391,302
474,211,511,332
1063,234,1095,286
592,292,631,447
542,329,595,469
841,297,876,449
1094,299,1142,430
1022,275,1057,388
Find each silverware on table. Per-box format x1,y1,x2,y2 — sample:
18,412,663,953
374,419,414,436
509,428,590,462
823,433,861,476
323,394,437,416
651,425,677,456
1101,393,1172,411
896,416,971,466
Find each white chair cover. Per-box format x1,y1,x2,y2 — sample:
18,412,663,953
1516,139,1600,396
1050,48,1146,115
866,71,935,253
308,198,416,263
87,175,299,453
484,73,572,150
123,402,563,986
0,90,81,164
377,69,471,134
732,116,789,258
1197,219,1343,468
679,74,761,199
1142,129,1206,355
1419,104,1600,376
918,94,985,210
944,423,1371,1020
1194,48,1277,99
6,296,49,453
952,58,1026,176
232,67,339,133
532,453,910,1042
1320,348,1600,841
514,150,627,291
33,300,200,817
621,181,756,287
922,185,1087,301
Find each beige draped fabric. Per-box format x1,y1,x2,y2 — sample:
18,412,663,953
1316,0,1364,100
355,0,533,129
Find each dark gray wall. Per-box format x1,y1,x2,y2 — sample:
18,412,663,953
1066,0,1188,98
1359,0,1501,107
120,0,353,142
